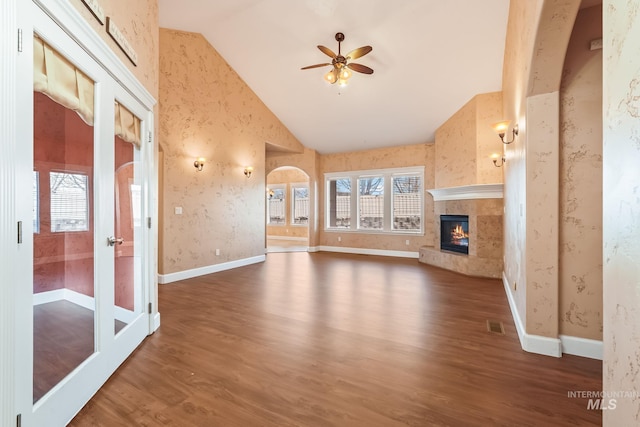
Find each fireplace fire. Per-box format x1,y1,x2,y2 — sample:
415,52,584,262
440,215,469,254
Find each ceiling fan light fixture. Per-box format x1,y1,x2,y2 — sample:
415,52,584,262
324,69,337,83
302,32,373,87
340,68,352,81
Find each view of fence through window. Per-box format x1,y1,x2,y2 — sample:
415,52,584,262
393,175,421,230
327,169,423,232
268,187,285,225
328,178,351,228
358,176,384,229
50,171,89,232
292,186,309,225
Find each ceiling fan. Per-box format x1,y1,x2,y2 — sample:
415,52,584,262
301,32,374,86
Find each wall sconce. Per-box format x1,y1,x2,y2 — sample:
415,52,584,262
492,120,519,144
194,157,206,171
244,166,254,178
491,153,506,167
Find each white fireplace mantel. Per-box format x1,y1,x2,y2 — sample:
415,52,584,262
426,184,503,201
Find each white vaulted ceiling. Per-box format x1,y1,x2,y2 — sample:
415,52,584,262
159,0,510,154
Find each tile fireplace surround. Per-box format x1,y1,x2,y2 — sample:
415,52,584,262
419,184,503,278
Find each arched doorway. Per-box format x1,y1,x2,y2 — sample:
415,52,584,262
266,166,310,252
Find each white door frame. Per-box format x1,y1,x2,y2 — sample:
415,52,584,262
9,0,158,425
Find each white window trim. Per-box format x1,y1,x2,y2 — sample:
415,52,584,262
290,182,309,227
267,184,286,226
324,166,425,235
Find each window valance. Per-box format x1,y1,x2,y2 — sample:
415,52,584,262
33,35,95,126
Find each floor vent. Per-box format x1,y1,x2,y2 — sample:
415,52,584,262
486,320,505,335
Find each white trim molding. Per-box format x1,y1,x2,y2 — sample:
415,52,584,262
319,246,419,259
427,184,503,201
502,272,562,358
158,255,266,284
267,236,308,242
153,312,161,332
560,335,603,360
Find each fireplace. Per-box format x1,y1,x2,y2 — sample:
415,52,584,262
440,215,469,254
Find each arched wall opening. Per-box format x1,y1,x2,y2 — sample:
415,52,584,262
266,166,310,252
502,0,603,358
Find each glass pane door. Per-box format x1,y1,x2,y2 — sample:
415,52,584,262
114,130,144,334
33,90,96,402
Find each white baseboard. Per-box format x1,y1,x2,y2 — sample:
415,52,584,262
308,246,320,253
64,288,95,311
502,272,562,358
34,288,95,310
560,335,603,360
318,246,419,259
157,255,266,284
153,312,161,332
267,236,308,242
33,289,66,305
266,246,308,253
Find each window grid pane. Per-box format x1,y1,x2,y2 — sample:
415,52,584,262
292,186,309,225
50,172,89,232
392,175,421,230
328,178,351,228
358,177,384,230
268,188,285,225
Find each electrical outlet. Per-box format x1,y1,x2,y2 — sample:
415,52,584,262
215,248,220,256
174,206,183,215
338,236,341,242
405,239,410,246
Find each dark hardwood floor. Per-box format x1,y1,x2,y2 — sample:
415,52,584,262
71,252,602,426
34,300,95,402
34,301,131,403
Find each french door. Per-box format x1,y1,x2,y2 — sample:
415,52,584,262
15,1,157,425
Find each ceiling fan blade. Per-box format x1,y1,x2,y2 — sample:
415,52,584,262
346,46,372,60
317,45,337,59
347,63,374,75
301,63,332,70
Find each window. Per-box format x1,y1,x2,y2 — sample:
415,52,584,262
358,176,384,230
326,177,351,228
33,171,40,233
291,184,309,225
50,171,89,232
325,167,424,234
392,175,422,230
267,185,285,225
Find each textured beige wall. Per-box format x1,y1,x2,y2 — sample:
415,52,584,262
502,0,541,328
475,92,505,184
435,97,477,188
559,6,603,340
70,0,158,99
159,29,304,274
502,0,582,338
319,143,435,252
435,92,503,189
525,91,561,337
603,0,640,423
266,168,310,238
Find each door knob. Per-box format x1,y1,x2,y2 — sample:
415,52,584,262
107,236,124,246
